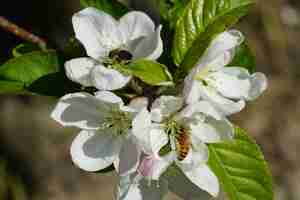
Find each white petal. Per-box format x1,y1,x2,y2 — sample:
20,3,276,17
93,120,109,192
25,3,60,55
94,90,123,104
72,7,121,60
199,85,246,116
198,50,234,73
91,64,131,91
149,125,169,154
248,72,268,100
190,30,243,79
51,92,110,129
184,30,244,100
65,57,96,86
208,30,244,58
131,108,152,153
116,173,168,200
138,153,173,180
208,67,252,99
129,97,149,112
189,116,234,143
209,67,267,101
182,164,219,197
184,70,246,116
150,153,174,180
215,99,246,116
199,30,244,70
94,90,133,113
117,136,141,176
132,25,163,60
119,11,155,43
70,130,122,172
207,118,234,141
183,68,202,104
177,143,208,171
133,122,168,156
166,166,213,200
151,96,183,122
189,121,221,143
179,100,223,120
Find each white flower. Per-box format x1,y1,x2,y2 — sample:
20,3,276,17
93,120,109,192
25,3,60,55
65,7,163,91
183,30,268,115
51,91,151,175
119,96,234,198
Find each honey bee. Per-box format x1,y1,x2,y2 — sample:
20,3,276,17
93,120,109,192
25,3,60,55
108,49,133,62
175,128,191,161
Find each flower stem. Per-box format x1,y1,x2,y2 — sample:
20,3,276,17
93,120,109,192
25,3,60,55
0,16,47,50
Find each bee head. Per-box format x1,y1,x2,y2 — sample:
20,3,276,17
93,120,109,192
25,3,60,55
109,49,133,62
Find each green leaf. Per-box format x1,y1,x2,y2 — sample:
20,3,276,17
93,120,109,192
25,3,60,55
80,0,128,18
229,42,256,73
208,127,274,200
157,0,189,29
172,0,254,71
27,72,80,97
0,50,60,94
63,37,86,60
12,43,42,57
0,80,25,94
124,59,173,86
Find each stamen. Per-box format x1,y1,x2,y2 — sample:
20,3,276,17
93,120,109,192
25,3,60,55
100,109,133,136
194,66,216,86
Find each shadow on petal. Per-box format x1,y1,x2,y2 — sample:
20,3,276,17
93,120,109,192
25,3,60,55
163,165,213,199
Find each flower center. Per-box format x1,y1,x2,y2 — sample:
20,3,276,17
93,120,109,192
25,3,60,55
194,66,216,86
109,49,133,63
101,108,133,136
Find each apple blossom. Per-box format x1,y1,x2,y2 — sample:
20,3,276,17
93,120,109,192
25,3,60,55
64,7,163,91
183,30,268,115
118,96,234,198
51,91,151,176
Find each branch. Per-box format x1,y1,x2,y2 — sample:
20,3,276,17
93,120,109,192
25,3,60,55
0,16,47,50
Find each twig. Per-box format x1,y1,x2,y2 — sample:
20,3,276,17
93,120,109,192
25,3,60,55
0,16,47,50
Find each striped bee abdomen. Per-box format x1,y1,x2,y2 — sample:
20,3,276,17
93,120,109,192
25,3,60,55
175,128,191,161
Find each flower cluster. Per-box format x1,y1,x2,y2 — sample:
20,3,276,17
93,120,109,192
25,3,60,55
51,7,267,200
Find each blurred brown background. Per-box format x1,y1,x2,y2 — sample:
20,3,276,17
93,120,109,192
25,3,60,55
0,0,299,199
